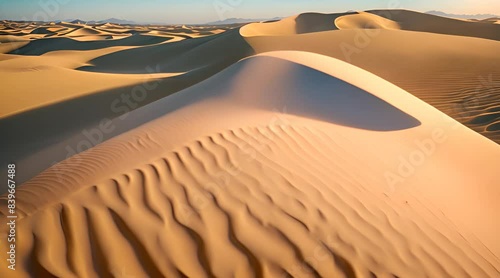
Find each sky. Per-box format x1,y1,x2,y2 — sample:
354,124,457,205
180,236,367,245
0,0,498,24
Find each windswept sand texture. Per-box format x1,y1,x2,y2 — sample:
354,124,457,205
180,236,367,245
0,10,499,278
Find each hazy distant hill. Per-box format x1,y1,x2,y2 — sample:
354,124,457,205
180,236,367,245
426,10,498,20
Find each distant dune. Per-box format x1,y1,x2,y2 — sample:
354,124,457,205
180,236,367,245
0,10,499,277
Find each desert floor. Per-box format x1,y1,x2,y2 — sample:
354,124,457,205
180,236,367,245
0,10,499,278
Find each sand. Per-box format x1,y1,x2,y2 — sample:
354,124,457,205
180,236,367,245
0,10,499,277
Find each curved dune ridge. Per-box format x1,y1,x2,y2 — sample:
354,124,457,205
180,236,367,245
1,9,500,277
1,51,500,277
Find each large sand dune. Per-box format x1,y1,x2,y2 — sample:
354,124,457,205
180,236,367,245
0,10,499,277
242,14,500,144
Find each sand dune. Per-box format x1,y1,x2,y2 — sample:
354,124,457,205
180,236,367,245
58,21,88,29
1,10,499,278
9,34,171,55
334,12,400,30
28,26,56,35
0,41,29,54
367,9,500,40
241,10,500,40
63,26,116,37
242,18,500,144
240,12,349,37
1,51,499,277
78,28,253,74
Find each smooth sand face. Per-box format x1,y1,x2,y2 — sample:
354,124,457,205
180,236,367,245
0,11,499,278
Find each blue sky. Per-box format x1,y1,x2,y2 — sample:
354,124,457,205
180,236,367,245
0,0,498,24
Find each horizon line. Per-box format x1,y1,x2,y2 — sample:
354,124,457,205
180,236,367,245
1,9,499,25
